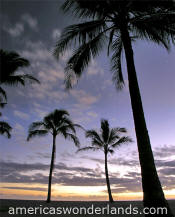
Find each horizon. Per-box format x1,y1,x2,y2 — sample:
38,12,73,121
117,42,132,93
0,0,175,202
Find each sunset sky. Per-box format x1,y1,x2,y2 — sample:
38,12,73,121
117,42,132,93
0,0,175,201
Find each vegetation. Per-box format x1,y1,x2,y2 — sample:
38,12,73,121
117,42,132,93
0,120,12,139
27,109,81,203
54,0,175,215
0,49,39,101
0,49,40,138
78,119,132,202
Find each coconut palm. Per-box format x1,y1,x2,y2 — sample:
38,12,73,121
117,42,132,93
77,119,132,202
54,1,175,215
27,109,80,203
0,49,40,101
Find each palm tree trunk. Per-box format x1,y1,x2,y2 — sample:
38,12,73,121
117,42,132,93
120,24,173,216
105,152,114,203
46,134,56,203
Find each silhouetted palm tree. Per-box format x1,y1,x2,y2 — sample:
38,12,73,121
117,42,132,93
0,49,40,102
27,109,80,203
78,119,132,202
54,1,175,215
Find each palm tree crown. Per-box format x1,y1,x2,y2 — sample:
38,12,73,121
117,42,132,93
78,119,132,154
27,109,80,145
0,49,40,101
54,0,175,89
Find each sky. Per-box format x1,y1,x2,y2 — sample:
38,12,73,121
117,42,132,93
0,0,175,201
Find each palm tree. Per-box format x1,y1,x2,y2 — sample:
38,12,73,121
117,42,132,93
0,49,40,101
77,119,132,202
54,1,175,215
27,109,80,203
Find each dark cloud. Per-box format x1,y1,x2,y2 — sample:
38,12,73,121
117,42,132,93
2,186,46,192
0,161,92,175
1,157,175,193
159,168,175,176
153,145,175,158
156,160,175,168
80,156,139,167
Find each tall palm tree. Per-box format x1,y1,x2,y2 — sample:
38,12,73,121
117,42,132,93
27,109,80,203
77,119,132,202
0,49,40,101
54,1,175,215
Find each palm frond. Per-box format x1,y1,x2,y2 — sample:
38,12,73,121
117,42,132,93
107,148,114,155
21,74,40,84
108,128,119,144
57,117,75,133
107,28,115,56
108,127,127,144
64,33,106,88
77,146,101,153
28,121,44,132
0,102,6,108
86,129,103,146
0,49,39,89
0,87,7,101
91,138,104,148
0,49,30,79
54,20,106,60
1,75,25,86
27,130,49,141
1,75,40,86
0,121,12,138
130,9,175,50
65,133,80,147
62,0,110,19
101,119,110,143
113,127,127,133
111,35,125,90
111,136,133,148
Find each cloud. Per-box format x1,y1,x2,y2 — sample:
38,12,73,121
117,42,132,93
71,90,99,106
81,155,139,167
4,23,24,37
21,14,38,31
1,159,175,193
2,186,46,192
21,41,51,61
13,123,25,132
19,40,67,103
87,60,104,76
3,13,38,37
153,145,175,158
14,110,30,120
87,111,98,118
52,29,61,40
